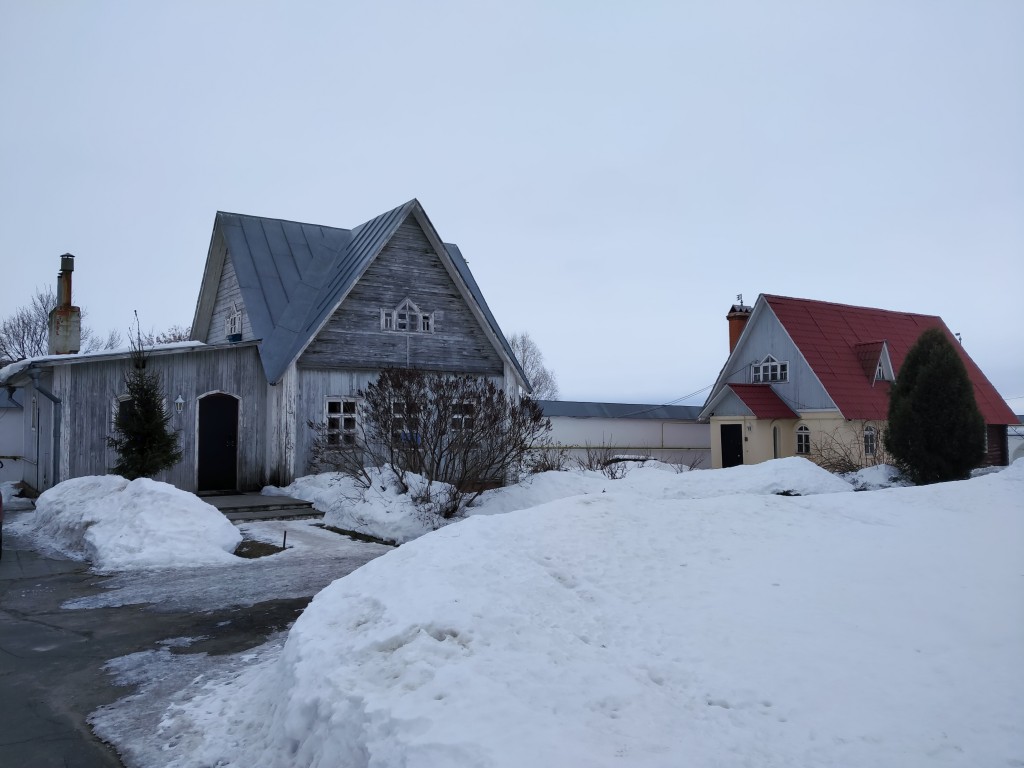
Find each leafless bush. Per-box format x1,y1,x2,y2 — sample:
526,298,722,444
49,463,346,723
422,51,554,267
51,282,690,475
811,424,892,474
527,441,572,473
576,441,636,479
673,452,706,473
309,368,551,521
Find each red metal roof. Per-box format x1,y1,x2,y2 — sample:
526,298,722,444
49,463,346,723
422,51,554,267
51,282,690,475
728,383,799,419
764,295,1016,424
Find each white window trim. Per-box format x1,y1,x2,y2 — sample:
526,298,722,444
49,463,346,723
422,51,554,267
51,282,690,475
752,355,789,383
796,424,810,455
864,425,877,456
380,298,434,334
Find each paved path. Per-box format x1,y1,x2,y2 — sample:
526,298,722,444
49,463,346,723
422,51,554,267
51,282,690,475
0,516,381,767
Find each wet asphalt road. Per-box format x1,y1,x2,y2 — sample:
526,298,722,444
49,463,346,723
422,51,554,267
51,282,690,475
0,531,312,767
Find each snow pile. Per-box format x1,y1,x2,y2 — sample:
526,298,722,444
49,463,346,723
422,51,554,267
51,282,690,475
155,462,1023,767
843,463,911,491
26,475,241,570
268,457,852,543
265,468,442,544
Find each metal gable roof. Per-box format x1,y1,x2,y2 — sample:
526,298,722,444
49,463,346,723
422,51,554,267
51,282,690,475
764,295,1016,425
538,400,702,420
213,201,529,388
725,384,799,420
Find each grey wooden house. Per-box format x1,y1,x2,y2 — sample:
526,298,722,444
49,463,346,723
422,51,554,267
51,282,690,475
0,199,530,493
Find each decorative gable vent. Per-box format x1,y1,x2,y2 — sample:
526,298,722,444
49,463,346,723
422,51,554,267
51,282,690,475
381,298,434,334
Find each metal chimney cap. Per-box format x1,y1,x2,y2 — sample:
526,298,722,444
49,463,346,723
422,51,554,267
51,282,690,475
60,253,75,272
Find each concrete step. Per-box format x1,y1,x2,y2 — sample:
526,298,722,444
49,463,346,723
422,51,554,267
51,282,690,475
202,493,320,523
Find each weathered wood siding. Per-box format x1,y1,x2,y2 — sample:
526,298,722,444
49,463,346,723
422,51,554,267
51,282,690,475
206,239,254,344
293,368,505,476
299,217,504,375
49,345,267,492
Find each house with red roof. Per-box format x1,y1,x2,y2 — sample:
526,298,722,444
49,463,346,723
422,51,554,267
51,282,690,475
699,295,1016,470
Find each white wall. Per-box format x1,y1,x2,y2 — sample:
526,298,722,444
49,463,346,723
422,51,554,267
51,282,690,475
547,416,711,467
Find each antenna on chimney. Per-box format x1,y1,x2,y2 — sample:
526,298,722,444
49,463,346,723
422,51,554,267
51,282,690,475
955,332,962,344
736,293,743,305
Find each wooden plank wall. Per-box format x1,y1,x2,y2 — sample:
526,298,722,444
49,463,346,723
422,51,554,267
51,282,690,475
206,248,254,344
51,345,267,492
293,368,506,477
299,218,504,375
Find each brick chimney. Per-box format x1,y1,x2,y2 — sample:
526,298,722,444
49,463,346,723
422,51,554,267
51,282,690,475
47,254,82,355
727,298,752,353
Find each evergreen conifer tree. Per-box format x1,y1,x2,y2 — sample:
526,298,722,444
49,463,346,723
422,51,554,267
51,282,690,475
884,328,985,484
107,323,182,479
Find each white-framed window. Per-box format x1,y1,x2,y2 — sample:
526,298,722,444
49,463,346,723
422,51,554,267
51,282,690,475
381,298,434,334
875,361,885,381
391,400,421,445
796,425,810,455
325,397,358,446
226,302,242,337
752,355,788,383
772,426,780,459
864,425,877,456
451,401,475,431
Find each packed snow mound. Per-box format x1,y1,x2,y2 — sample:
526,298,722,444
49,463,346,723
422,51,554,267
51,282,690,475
268,457,852,543
843,463,911,490
265,468,443,544
164,465,1023,768
28,476,242,570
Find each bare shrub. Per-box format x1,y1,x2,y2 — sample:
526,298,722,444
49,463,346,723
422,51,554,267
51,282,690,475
309,368,551,522
527,441,572,473
811,424,892,474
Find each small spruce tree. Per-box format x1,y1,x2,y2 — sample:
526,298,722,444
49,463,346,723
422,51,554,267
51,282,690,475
884,328,985,484
107,321,183,479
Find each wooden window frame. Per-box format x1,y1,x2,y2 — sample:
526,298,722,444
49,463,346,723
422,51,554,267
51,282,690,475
752,355,788,383
380,298,434,334
325,397,358,446
864,425,877,456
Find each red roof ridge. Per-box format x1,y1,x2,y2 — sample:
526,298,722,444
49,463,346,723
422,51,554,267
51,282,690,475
763,294,941,321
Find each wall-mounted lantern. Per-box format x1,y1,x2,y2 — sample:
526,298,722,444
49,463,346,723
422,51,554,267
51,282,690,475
174,395,185,414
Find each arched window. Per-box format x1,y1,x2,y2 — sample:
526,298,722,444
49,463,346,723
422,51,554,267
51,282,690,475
864,425,877,456
796,425,810,455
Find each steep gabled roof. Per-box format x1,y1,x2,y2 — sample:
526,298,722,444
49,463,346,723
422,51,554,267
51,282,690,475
763,295,1015,424
725,384,799,419
193,200,529,388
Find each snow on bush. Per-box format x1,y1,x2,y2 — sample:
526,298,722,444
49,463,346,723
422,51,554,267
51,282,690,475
158,462,1024,768
29,475,241,570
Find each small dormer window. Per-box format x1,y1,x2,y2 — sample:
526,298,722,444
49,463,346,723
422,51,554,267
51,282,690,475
752,355,788,383
875,361,885,381
381,298,434,334
226,303,242,338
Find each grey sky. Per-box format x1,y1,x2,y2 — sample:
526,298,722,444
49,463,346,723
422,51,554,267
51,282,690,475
2,1,1021,409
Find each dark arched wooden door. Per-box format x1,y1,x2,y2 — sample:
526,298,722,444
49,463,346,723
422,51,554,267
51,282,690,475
198,393,239,492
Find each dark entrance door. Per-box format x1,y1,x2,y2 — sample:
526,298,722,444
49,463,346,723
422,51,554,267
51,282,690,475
198,394,238,492
721,424,743,468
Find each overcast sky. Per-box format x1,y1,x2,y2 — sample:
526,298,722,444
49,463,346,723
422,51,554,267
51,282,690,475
2,1,1021,410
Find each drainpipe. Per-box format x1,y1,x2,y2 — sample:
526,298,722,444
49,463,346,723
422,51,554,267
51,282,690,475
29,370,61,489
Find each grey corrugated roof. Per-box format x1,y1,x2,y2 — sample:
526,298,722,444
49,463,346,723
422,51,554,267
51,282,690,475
538,400,702,421
215,200,529,388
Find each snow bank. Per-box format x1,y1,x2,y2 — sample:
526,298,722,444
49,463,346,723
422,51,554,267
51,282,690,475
29,476,241,570
158,464,1023,767
269,457,852,543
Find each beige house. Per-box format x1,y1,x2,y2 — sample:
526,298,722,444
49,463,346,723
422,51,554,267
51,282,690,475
699,295,1016,470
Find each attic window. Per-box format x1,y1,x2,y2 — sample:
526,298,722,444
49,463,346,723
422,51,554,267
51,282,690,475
752,355,788,383
381,298,434,334
226,303,242,338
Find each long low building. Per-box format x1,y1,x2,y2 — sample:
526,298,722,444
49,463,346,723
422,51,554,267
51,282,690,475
537,400,711,469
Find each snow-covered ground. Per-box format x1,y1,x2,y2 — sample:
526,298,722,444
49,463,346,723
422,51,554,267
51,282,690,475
85,458,1023,768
